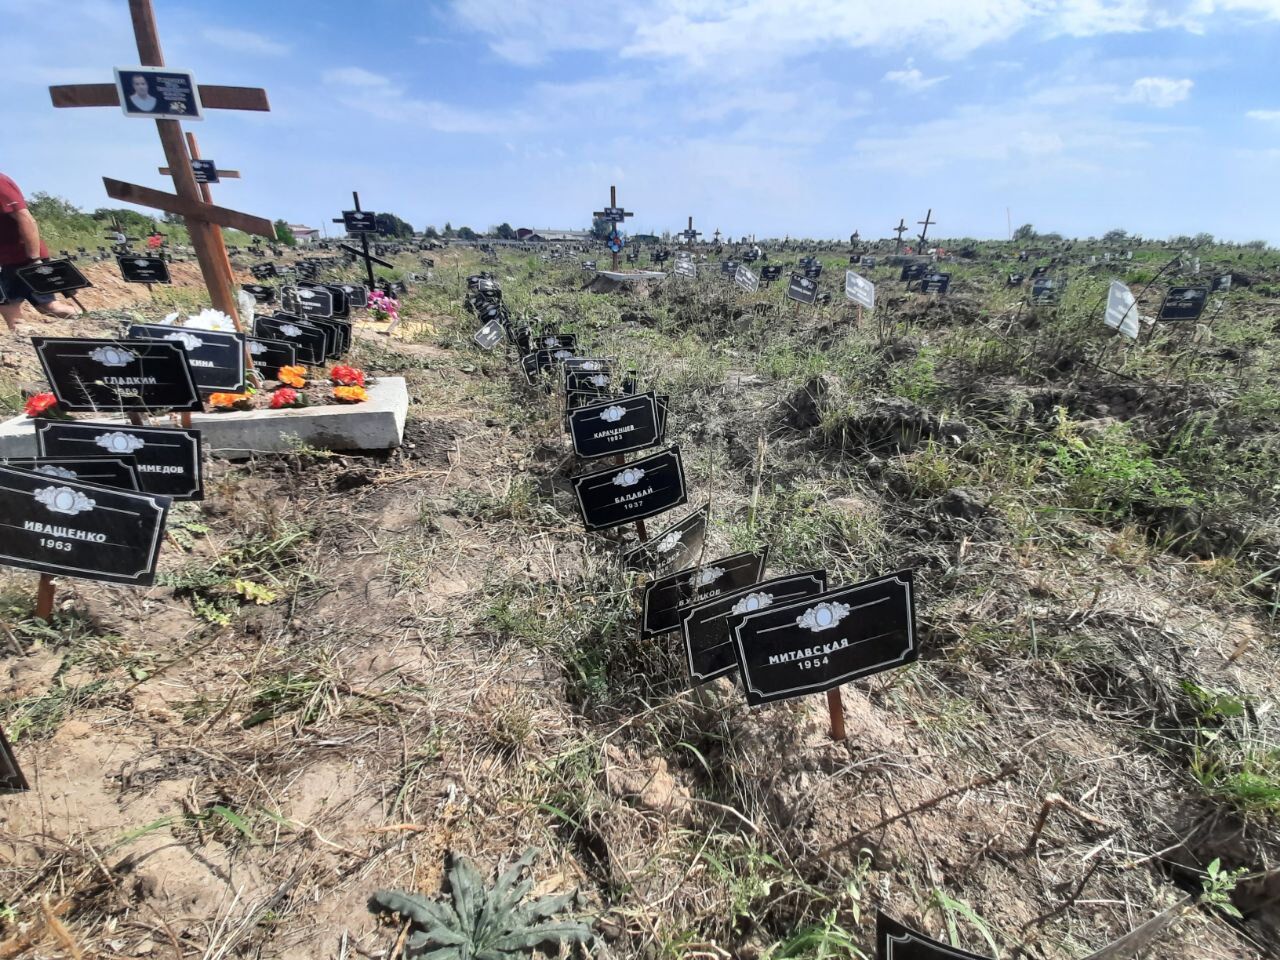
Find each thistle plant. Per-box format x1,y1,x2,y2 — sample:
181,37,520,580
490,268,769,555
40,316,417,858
369,847,592,959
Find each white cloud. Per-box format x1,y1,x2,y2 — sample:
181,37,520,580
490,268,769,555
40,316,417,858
1122,76,1194,107
201,26,290,56
883,61,947,93
1246,108,1280,120
321,67,529,134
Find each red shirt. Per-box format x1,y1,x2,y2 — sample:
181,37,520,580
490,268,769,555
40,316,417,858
0,173,48,265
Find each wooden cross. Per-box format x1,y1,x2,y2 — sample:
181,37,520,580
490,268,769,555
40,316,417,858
48,0,274,329
893,218,908,253
917,208,936,250
713,228,722,245
681,216,701,244
592,185,633,270
331,191,385,292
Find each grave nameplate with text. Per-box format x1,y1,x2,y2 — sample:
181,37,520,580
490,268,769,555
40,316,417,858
33,338,200,412
126,323,247,393
641,549,768,639
1,456,138,492
118,255,171,284
36,421,203,500
572,447,687,531
568,392,663,460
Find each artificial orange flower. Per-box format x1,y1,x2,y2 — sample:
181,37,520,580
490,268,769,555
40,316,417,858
332,385,368,404
209,392,252,410
277,365,307,388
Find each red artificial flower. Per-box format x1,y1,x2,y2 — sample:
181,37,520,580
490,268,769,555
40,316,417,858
270,387,300,409
330,364,366,387
24,392,60,418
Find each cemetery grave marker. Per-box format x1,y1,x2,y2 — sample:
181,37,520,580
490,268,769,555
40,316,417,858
682,571,828,684
332,192,388,291
1,457,139,492
844,270,874,312
720,259,738,276
189,158,218,183
786,272,819,305
734,263,759,293
760,265,784,285
282,284,335,320
920,272,951,295
1007,273,1025,287
674,259,697,279
1157,286,1209,322
118,254,171,285
916,208,936,249
37,421,203,500
640,549,769,639
1213,273,1232,292
33,337,201,413
623,503,709,574
16,259,92,309
1104,280,1140,339
862,256,877,269
593,185,634,270
1030,277,1062,305
0,726,28,792
876,913,991,959
899,263,927,282
51,2,276,329
0,462,171,586
246,337,295,379
893,218,909,253
126,323,247,393
256,314,327,364
727,570,916,738
473,317,505,351
241,283,276,304
571,446,688,531
568,392,664,460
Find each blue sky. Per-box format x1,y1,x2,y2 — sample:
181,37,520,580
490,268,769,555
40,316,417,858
4,0,1280,243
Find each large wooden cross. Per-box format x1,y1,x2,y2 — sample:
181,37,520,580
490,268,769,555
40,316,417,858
48,0,274,329
893,218,909,254
681,216,701,245
592,185,633,270
917,208,936,250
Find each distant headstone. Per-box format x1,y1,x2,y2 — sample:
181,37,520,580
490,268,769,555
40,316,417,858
844,270,874,310
343,210,377,233
734,264,758,293
786,272,819,305
117,255,171,284
1158,286,1209,322
1104,281,1140,339
246,337,296,379
255,315,327,364
241,283,276,304
919,273,951,295
473,317,505,351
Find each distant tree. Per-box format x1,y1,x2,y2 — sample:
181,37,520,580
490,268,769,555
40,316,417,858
274,219,297,246
423,225,440,239
1012,223,1037,241
1102,228,1128,244
590,217,611,240
28,193,84,219
494,222,516,240
1244,239,1269,250
456,226,478,240
442,222,455,239
373,212,413,238
1192,232,1215,247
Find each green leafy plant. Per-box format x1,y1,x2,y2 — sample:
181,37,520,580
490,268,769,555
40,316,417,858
369,847,592,959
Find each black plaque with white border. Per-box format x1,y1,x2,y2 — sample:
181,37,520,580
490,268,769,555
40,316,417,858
36,420,203,501
474,318,504,351
786,273,818,305
728,570,916,706
682,571,827,684
32,337,201,413
190,158,218,183
247,337,296,380
16,259,92,295
302,316,348,358
876,913,990,960
571,447,687,532
0,464,170,586
339,283,369,308
1,457,138,492
125,324,247,393
343,210,378,234
283,285,335,320
900,263,927,282
1030,277,1061,304
623,503,708,574
641,549,768,640
569,392,663,460
538,333,578,352
1158,286,1209,322
920,273,951,295
256,315,327,365
118,255,171,284
242,283,276,305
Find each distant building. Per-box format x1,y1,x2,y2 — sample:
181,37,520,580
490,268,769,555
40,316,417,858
290,224,320,244
519,228,593,242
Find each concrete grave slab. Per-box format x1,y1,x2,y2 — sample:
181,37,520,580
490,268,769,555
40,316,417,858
0,377,408,459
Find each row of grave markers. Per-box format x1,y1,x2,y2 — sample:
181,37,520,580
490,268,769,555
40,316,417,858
468,269,917,742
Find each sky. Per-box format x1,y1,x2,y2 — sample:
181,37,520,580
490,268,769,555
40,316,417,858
3,0,1280,244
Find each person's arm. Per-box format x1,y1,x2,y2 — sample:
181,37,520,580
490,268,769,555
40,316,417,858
13,208,43,260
